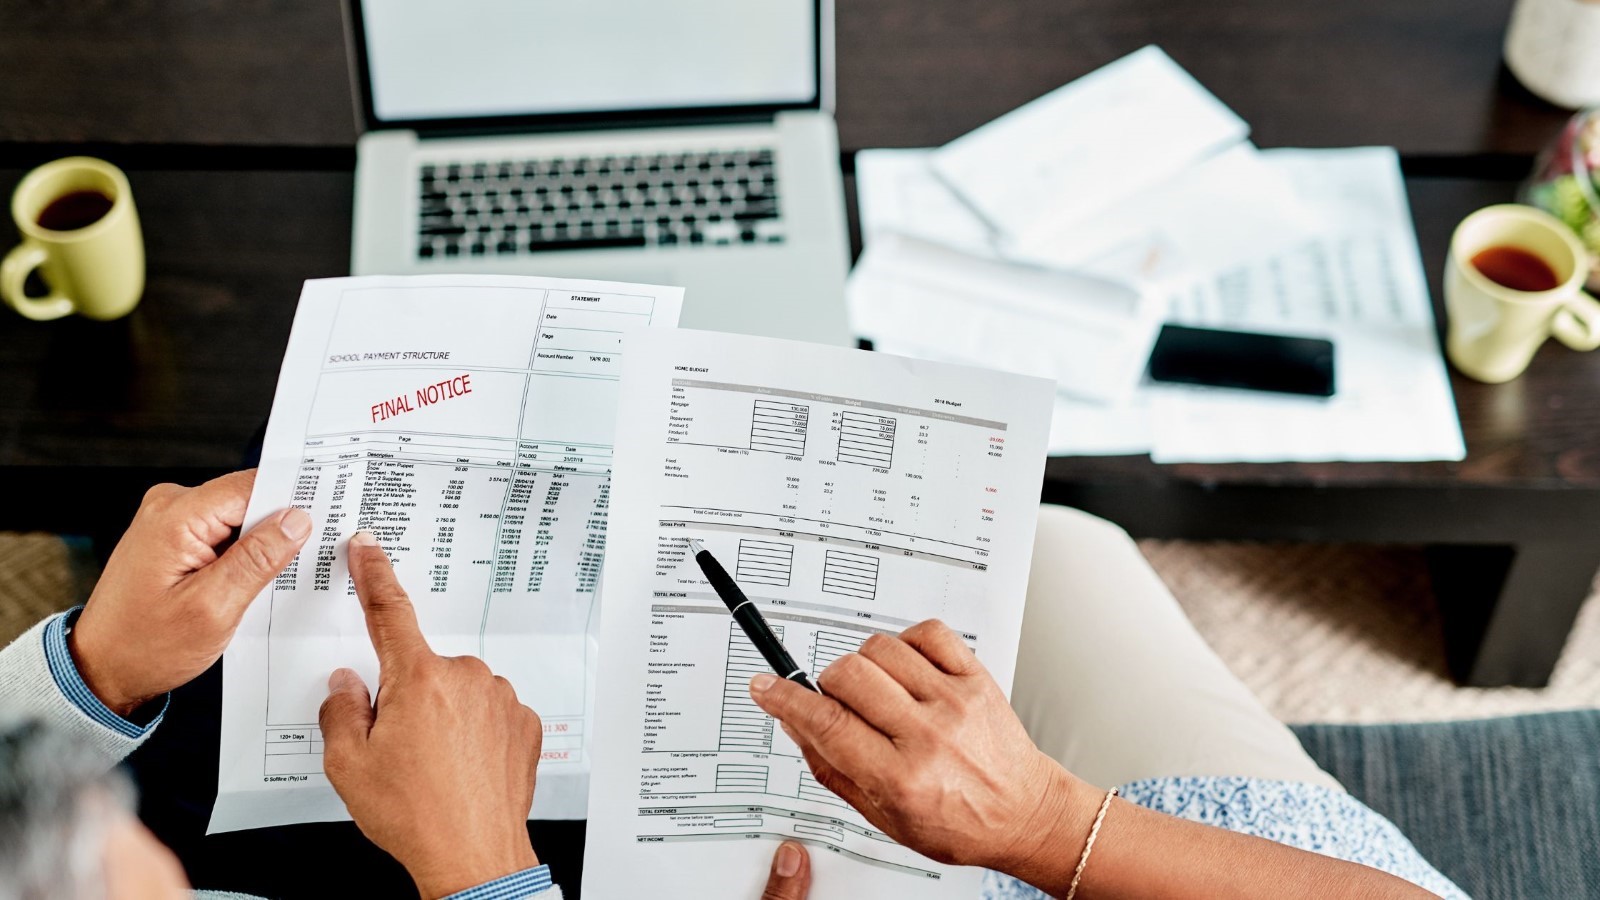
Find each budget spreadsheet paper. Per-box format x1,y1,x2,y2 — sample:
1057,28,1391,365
209,274,682,833
582,329,1054,898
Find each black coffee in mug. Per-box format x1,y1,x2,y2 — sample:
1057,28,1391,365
36,190,114,232
1469,245,1561,293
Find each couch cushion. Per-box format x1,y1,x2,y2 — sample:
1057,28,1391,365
1290,710,1600,900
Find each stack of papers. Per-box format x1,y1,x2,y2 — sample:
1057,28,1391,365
849,46,1465,463
214,279,1059,897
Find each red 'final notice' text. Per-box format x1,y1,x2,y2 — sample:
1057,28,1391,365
371,374,473,423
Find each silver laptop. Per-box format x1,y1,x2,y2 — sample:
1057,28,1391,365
342,0,851,346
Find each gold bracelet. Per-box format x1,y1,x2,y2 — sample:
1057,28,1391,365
1064,786,1118,900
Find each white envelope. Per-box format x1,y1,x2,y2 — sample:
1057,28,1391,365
1013,142,1316,282
846,234,1164,404
931,46,1249,247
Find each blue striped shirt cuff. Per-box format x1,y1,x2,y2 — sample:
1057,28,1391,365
43,608,168,739
442,866,554,900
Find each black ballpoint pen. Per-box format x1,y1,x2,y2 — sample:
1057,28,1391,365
687,538,821,693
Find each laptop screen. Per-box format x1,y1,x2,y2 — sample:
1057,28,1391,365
356,0,819,125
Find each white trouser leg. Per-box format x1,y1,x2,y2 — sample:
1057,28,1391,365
1010,504,1343,792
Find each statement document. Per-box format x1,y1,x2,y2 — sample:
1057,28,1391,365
583,329,1054,898
210,274,682,833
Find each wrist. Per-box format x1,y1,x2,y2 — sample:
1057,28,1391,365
411,840,541,900
66,620,145,719
991,753,1100,888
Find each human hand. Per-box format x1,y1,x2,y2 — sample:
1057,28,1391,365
70,470,312,717
759,841,811,900
319,531,542,900
748,620,1092,879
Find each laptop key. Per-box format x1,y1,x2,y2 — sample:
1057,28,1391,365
733,204,779,222
527,234,648,252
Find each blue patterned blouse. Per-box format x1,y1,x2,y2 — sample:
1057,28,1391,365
981,777,1468,899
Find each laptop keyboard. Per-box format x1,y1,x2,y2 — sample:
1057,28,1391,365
416,148,783,258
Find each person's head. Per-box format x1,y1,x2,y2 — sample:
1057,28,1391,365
0,718,189,900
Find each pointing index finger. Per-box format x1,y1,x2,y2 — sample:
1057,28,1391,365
347,531,433,672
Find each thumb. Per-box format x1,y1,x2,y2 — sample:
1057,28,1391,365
186,507,314,619
318,667,375,759
760,842,811,900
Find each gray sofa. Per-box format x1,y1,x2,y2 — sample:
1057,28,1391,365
1291,710,1600,899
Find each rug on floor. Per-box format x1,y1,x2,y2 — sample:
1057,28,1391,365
1140,539,1600,723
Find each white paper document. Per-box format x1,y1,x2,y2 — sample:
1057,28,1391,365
583,329,1054,898
856,143,1312,287
868,336,1156,458
1149,148,1466,463
931,45,1249,245
210,274,683,833
847,233,1161,404
1011,142,1314,279
855,148,998,256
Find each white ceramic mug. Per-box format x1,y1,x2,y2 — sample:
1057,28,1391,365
1444,204,1600,383
1505,0,1600,109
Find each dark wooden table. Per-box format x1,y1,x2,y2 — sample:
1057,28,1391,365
2,0,1595,689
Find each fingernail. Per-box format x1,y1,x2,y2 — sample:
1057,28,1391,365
775,841,801,877
750,673,777,696
349,530,377,547
328,668,354,691
279,508,312,540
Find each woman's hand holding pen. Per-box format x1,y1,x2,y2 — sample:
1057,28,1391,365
748,619,1097,885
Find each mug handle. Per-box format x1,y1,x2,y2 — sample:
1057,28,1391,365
0,241,76,321
1552,291,1600,352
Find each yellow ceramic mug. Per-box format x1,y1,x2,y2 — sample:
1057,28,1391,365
2,157,144,321
1444,204,1600,383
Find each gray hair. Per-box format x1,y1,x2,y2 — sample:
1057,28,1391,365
0,718,135,900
